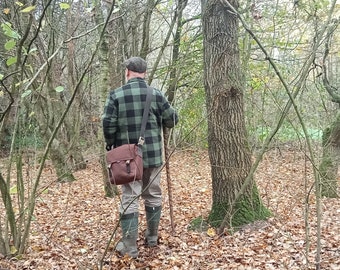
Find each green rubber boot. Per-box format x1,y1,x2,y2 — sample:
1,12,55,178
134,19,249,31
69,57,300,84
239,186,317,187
116,212,139,258
145,206,161,247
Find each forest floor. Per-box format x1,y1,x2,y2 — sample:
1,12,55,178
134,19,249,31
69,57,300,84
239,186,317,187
0,148,339,270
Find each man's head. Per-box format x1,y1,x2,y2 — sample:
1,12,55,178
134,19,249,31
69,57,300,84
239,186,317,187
124,57,147,77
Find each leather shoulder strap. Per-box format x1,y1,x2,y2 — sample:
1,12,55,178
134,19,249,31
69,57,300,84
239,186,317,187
138,87,152,146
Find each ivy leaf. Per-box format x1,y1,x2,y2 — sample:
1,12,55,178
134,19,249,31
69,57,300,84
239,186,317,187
55,86,64,92
4,39,16,50
20,5,36,13
6,56,17,66
60,3,70,10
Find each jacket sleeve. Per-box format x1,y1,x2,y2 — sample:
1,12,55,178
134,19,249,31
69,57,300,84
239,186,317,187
161,96,178,128
102,93,118,146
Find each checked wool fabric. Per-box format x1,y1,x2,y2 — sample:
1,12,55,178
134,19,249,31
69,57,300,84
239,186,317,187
102,77,178,168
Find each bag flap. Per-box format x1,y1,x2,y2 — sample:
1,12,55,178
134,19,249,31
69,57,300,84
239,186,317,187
106,144,141,163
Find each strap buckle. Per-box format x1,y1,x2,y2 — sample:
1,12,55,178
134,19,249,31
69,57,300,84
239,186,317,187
138,136,145,146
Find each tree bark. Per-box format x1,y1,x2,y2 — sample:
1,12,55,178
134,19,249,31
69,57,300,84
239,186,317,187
320,24,340,198
93,0,119,197
202,0,270,229
320,112,340,198
167,0,188,101
64,7,87,171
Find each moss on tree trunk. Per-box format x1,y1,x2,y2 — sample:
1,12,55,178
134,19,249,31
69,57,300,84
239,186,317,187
208,184,271,229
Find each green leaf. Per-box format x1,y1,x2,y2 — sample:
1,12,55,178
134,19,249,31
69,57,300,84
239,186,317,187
20,5,36,13
55,86,64,92
59,3,70,10
1,22,20,39
21,90,32,98
0,74,3,80
6,56,17,66
4,39,16,50
10,185,17,194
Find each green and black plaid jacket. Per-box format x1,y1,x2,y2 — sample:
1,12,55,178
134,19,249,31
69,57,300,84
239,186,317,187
102,77,178,168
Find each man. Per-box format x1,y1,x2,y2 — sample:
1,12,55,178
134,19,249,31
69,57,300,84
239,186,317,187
102,57,178,258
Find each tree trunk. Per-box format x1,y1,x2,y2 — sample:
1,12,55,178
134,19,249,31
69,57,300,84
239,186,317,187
139,0,154,58
49,142,76,182
320,112,340,198
64,8,87,171
41,76,77,182
0,171,17,256
202,0,270,229
94,0,119,197
167,0,188,101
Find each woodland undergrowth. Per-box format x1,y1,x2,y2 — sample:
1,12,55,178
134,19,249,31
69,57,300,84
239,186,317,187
0,148,339,270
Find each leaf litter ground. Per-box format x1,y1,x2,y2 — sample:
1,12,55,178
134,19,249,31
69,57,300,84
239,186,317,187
1,149,339,270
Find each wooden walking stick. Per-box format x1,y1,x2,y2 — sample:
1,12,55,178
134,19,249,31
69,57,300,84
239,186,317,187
163,127,175,233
